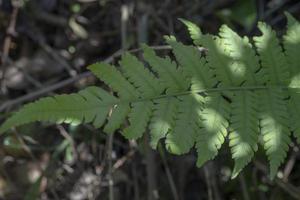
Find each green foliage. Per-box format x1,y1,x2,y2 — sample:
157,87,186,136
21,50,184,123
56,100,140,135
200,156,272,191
1,13,300,180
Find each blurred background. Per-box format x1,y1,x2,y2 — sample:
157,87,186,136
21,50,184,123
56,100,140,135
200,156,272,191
0,0,300,199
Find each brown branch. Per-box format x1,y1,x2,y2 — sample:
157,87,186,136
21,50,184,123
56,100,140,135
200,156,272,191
1,2,20,91
254,161,300,199
1,4,19,65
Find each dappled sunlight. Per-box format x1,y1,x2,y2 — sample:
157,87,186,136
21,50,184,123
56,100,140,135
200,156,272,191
57,117,81,126
285,17,300,88
201,108,225,133
229,62,247,82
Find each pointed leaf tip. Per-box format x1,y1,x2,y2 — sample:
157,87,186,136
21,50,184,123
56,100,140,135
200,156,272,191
231,168,241,179
284,11,293,19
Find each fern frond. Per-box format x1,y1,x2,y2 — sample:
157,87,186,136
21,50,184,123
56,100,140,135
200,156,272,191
166,94,203,154
88,63,139,99
149,98,178,148
284,13,300,142
120,53,163,97
2,14,300,180
179,18,202,45
218,25,262,177
196,93,230,167
284,12,300,85
183,22,246,86
201,34,241,86
219,25,260,85
104,103,130,134
166,37,217,90
0,87,116,133
260,89,290,179
229,91,259,178
123,101,153,139
253,22,291,179
142,44,189,93
254,22,290,85
288,93,300,143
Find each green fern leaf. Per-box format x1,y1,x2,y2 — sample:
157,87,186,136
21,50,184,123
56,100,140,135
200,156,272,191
288,92,300,143
219,25,260,85
119,52,164,139
259,89,290,179
284,12,300,87
88,63,139,99
254,22,291,179
283,13,300,143
183,21,245,86
166,94,203,154
142,44,189,93
120,53,163,97
254,23,290,178
229,91,259,178
166,37,217,90
0,87,116,133
179,18,202,45
219,25,261,177
104,103,130,134
254,22,290,85
201,34,239,86
149,98,178,148
196,93,230,167
123,101,153,139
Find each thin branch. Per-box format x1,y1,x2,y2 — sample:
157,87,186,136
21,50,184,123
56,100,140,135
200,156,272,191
254,161,300,199
112,149,135,172
239,172,251,200
1,2,19,65
159,146,179,200
107,133,114,200
56,125,78,162
1,2,20,93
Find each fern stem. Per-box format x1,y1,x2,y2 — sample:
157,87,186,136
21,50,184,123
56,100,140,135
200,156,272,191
116,85,294,105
